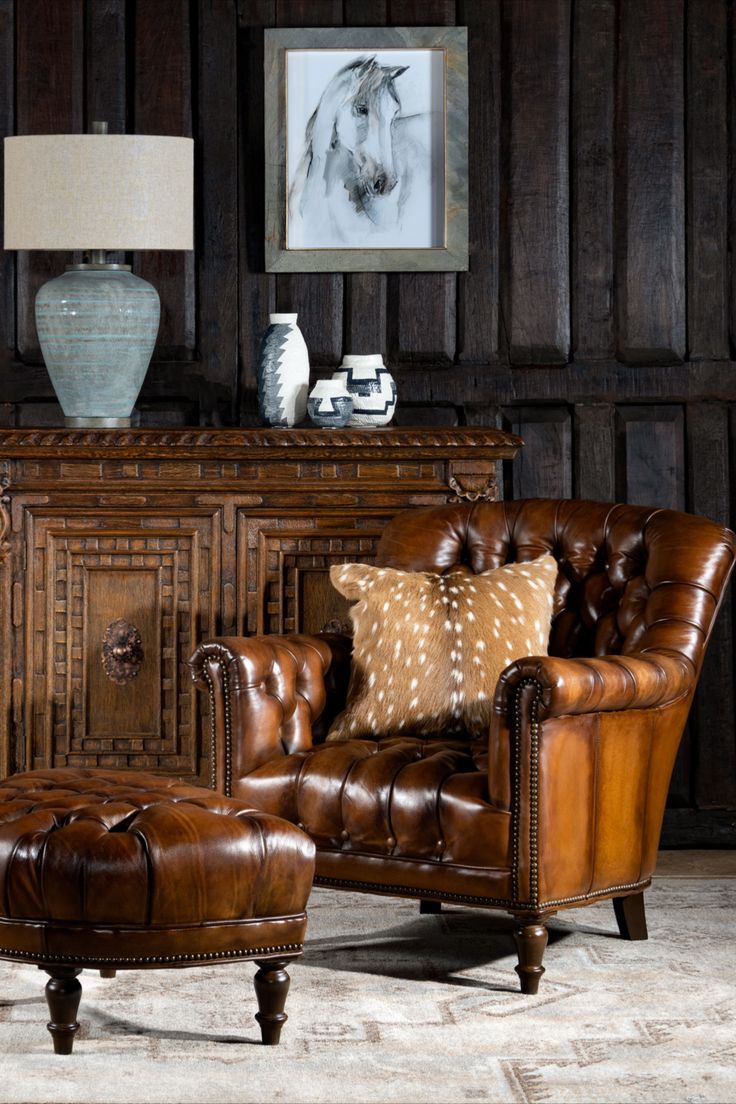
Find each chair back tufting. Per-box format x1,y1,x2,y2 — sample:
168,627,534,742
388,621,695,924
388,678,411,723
374,499,736,668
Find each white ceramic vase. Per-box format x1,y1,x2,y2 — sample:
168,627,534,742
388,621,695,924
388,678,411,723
331,354,397,427
307,379,353,428
257,312,309,427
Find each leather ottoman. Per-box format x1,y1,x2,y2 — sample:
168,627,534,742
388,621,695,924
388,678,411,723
0,768,316,1054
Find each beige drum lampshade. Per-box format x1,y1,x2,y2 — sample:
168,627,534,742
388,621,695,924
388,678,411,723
3,134,193,250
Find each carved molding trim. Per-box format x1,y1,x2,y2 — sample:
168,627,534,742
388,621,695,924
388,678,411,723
102,619,144,685
0,469,11,564
447,472,498,502
0,426,523,456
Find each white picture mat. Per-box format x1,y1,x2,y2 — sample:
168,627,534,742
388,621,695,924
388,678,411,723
285,48,446,250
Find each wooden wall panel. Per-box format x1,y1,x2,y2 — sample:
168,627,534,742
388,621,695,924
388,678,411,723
86,1,127,136
617,0,686,364
574,403,615,502
391,0,457,366
345,274,387,358
571,0,615,360
0,0,14,364
457,0,501,365
392,274,456,365
506,407,572,499
506,0,570,364
688,404,736,808
198,0,239,422
15,0,84,363
134,0,195,357
616,406,686,511
729,1,736,356
687,0,729,360
238,0,276,410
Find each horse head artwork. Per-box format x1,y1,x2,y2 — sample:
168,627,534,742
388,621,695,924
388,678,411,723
289,55,429,248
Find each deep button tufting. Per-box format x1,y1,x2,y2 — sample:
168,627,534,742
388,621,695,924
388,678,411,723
0,768,316,929
236,736,510,867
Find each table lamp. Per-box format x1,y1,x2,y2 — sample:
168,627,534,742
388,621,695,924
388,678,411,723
3,124,193,427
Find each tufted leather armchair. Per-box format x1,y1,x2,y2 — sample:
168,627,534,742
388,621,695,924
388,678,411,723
189,500,735,993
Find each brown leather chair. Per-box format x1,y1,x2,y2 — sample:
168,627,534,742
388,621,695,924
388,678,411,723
189,500,735,993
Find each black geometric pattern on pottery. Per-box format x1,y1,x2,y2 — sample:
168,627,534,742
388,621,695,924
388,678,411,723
308,395,353,427
257,324,292,427
346,370,397,415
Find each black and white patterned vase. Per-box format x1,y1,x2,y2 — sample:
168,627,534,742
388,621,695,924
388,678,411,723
257,312,309,427
307,380,354,427
331,354,397,427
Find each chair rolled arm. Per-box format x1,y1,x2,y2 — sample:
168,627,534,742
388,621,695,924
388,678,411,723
188,633,352,792
493,649,695,722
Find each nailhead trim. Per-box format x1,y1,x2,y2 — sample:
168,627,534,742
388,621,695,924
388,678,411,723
510,679,651,911
511,677,543,904
314,875,652,914
314,875,534,910
204,660,233,797
0,942,303,966
541,878,651,909
529,687,541,904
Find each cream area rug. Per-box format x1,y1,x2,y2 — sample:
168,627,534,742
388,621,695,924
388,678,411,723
1,854,734,1104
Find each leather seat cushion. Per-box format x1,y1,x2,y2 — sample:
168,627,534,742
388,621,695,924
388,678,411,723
0,768,315,927
234,738,511,870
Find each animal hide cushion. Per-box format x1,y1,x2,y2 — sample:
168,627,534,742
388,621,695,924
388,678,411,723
326,555,558,742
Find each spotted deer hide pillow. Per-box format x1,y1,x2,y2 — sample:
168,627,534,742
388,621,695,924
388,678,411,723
326,555,558,743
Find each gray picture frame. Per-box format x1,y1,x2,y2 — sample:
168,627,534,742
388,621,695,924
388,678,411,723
264,26,468,273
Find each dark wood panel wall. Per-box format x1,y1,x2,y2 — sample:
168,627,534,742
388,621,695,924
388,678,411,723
1,0,735,842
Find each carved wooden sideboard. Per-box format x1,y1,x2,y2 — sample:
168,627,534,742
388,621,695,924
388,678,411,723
0,427,521,782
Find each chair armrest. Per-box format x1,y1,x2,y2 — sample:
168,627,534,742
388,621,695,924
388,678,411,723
493,649,694,722
188,633,352,794
489,649,696,907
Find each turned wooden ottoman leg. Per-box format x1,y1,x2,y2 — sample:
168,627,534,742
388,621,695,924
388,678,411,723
613,891,648,940
253,959,291,1045
99,969,117,978
44,967,83,1054
514,921,549,994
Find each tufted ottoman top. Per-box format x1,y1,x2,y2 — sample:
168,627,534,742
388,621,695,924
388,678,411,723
0,768,315,968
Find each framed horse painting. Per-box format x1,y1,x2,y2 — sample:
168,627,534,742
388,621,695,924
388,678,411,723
264,27,468,272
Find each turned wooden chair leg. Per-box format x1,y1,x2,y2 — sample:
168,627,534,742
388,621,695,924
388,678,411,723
613,891,648,940
419,899,442,914
99,969,117,978
514,921,548,994
253,959,291,1045
44,967,83,1054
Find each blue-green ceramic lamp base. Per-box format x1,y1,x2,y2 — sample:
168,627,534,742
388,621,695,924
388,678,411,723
35,265,160,427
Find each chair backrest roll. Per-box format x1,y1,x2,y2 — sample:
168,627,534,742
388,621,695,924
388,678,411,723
375,499,736,667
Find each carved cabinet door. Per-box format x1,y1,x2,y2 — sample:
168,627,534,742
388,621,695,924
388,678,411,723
13,505,220,781
237,511,391,635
